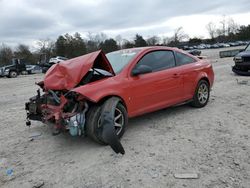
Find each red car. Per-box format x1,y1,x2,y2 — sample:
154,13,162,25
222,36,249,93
26,46,214,149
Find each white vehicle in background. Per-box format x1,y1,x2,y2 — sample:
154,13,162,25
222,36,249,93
49,56,68,64
26,65,43,74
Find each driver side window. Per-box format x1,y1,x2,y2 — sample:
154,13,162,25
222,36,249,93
136,50,176,72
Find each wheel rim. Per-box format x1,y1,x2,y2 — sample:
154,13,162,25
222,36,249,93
98,107,124,135
198,83,209,104
11,72,17,77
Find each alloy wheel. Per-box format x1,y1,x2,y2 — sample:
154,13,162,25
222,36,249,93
197,83,209,104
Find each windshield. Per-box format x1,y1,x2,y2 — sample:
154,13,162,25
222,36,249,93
106,49,141,73
245,44,250,51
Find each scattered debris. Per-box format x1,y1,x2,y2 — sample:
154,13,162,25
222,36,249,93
148,168,159,179
149,153,155,157
233,159,240,166
29,132,42,139
6,168,14,176
29,138,34,142
236,79,249,85
174,173,199,179
32,180,45,188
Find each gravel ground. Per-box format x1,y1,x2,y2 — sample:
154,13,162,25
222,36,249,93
0,47,249,188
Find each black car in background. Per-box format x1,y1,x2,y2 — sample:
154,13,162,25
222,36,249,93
232,43,250,75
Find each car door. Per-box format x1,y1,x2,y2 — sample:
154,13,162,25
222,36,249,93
128,50,183,116
175,51,199,100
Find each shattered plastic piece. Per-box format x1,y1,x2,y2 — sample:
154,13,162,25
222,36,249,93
236,79,249,85
32,180,45,188
174,173,199,179
29,138,34,142
6,168,14,176
29,132,42,138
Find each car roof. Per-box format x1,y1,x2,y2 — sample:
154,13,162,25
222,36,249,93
112,46,185,55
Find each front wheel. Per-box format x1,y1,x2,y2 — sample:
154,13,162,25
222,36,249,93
86,98,128,145
9,71,18,78
191,80,210,108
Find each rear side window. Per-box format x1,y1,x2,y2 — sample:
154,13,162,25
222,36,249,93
136,50,175,72
176,52,196,66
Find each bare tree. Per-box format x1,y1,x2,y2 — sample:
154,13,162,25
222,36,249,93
162,36,170,45
168,27,189,46
173,27,189,42
115,35,123,49
36,38,55,53
220,15,227,36
146,36,160,46
94,32,108,45
227,18,239,35
206,16,240,39
206,22,217,39
0,44,13,65
36,38,55,60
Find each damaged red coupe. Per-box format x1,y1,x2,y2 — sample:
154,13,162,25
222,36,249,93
25,46,214,148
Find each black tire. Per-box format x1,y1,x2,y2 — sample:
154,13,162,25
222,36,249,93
9,71,18,78
86,98,128,145
191,80,210,108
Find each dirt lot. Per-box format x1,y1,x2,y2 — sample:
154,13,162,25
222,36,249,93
0,47,250,188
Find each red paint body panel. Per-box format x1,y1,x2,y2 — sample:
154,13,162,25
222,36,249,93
42,46,214,118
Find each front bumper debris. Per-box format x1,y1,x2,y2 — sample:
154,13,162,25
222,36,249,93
25,89,88,136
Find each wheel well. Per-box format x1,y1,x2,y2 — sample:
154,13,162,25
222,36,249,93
97,95,127,110
200,77,210,87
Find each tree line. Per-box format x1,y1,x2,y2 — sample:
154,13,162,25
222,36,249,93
0,17,250,66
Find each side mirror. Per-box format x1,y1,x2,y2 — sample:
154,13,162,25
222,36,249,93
239,49,244,53
132,65,152,76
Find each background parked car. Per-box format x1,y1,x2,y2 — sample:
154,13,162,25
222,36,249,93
41,56,68,73
49,56,68,64
187,49,201,56
0,58,27,78
26,65,43,74
232,43,250,75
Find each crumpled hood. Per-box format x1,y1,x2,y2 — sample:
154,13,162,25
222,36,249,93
44,50,115,91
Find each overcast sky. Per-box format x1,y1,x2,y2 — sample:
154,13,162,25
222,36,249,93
0,0,250,48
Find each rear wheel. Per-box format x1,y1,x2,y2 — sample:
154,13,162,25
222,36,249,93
191,80,210,108
9,71,18,78
86,98,127,144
